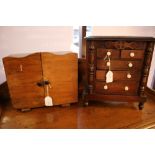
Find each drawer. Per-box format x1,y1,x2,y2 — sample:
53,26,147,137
93,41,146,50
121,50,144,59
97,60,143,70
94,41,121,49
95,81,139,95
122,41,146,50
96,70,141,81
97,49,120,59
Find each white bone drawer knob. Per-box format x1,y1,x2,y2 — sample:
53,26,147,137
107,62,110,66
127,73,132,79
130,52,135,57
107,51,111,56
128,62,133,68
104,85,108,90
125,86,129,91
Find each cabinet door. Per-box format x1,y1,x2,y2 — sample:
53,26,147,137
41,52,78,105
3,53,45,109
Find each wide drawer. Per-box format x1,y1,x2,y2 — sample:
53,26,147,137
97,48,120,59
93,41,146,50
121,50,145,59
95,81,139,95
97,60,143,70
96,70,141,81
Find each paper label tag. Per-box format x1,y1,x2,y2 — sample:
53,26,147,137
106,71,113,83
45,96,53,106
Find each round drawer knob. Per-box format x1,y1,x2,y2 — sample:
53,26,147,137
130,52,135,57
107,51,111,56
125,86,129,91
104,85,108,90
107,62,110,66
128,62,133,68
127,73,132,79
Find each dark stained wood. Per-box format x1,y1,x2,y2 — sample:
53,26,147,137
0,81,10,102
97,49,120,59
95,81,139,95
85,36,155,109
79,26,86,58
78,58,87,97
86,36,155,41
97,60,143,70
96,70,141,81
121,50,145,59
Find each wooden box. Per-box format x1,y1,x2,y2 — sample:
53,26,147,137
3,52,78,110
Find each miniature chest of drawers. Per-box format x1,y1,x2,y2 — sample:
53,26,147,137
3,52,78,111
85,36,155,109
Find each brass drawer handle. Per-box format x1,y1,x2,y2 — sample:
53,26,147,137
130,52,135,57
127,73,132,79
128,62,133,68
125,86,129,91
104,85,108,90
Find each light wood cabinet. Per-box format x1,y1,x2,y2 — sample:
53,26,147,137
3,52,78,110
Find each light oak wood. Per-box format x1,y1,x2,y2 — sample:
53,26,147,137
41,52,78,105
3,52,78,110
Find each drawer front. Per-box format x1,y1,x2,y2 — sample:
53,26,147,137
97,48,120,59
96,70,141,81
97,60,143,70
121,50,145,59
93,41,146,50
95,81,139,95
122,41,146,50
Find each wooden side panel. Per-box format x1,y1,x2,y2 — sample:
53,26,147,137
3,53,44,109
41,52,78,105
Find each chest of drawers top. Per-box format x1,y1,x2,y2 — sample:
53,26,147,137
86,36,155,50
86,36,155,41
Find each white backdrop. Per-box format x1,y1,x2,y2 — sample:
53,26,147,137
0,26,73,84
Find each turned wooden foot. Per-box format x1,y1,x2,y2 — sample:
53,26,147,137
138,102,144,110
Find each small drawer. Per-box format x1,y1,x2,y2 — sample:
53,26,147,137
97,49,120,59
122,41,146,50
121,50,145,59
97,60,143,70
95,81,139,95
96,70,141,81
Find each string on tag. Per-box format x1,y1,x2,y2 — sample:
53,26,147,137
45,82,53,106
105,51,113,83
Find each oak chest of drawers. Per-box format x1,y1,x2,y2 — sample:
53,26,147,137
85,36,155,109
3,52,78,111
